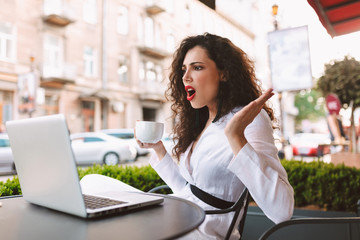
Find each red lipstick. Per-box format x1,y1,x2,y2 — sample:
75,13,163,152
185,85,196,101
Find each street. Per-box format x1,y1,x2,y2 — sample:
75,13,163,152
0,154,152,183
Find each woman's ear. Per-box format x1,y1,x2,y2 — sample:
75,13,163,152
220,72,226,82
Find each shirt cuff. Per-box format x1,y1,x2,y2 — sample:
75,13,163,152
149,152,177,172
148,152,162,167
227,143,267,186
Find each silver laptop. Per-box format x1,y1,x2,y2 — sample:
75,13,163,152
5,114,163,218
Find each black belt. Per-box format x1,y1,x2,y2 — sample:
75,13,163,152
190,184,235,209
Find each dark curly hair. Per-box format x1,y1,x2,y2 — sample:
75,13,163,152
166,33,275,160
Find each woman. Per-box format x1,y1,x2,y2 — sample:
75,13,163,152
82,33,294,239
139,33,294,239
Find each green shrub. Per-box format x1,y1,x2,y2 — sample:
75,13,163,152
0,165,169,197
282,159,360,212
1,161,360,213
0,176,21,196
77,164,168,192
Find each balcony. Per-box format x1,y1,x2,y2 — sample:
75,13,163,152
42,4,75,27
138,46,170,59
145,3,165,15
41,63,76,88
43,14,74,27
139,80,166,102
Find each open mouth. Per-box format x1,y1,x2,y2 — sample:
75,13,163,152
185,86,196,101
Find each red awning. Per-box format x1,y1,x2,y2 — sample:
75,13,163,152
307,0,360,37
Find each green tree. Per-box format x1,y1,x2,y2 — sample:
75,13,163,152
294,89,326,127
317,56,360,152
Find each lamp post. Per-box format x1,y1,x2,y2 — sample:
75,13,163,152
30,55,35,71
272,4,279,30
18,56,37,118
28,56,36,118
271,4,285,157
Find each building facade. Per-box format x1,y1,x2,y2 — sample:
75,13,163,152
0,0,261,134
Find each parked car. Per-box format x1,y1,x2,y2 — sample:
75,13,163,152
70,132,137,166
0,133,16,174
100,128,150,157
290,133,331,157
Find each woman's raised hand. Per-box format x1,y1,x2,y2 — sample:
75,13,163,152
225,89,274,154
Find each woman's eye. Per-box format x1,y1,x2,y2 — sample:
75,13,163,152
181,69,186,75
194,66,203,70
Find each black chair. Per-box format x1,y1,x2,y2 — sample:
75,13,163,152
258,201,360,240
258,217,360,240
149,185,250,240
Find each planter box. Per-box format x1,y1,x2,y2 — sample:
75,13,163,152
330,152,360,168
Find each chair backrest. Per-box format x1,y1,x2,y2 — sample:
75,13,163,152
205,188,250,240
239,189,250,238
149,185,250,240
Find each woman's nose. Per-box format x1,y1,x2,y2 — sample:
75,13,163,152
182,70,191,82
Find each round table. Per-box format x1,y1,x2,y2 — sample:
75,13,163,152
0,194,205,240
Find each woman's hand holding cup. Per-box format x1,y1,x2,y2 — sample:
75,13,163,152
135,121,167,159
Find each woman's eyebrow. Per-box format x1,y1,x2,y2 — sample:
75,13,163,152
183,61,205,67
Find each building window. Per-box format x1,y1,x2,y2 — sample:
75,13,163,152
38,94,59,115
146,61,156,82
154,22,162,49
139,61,145,82
43,0,62,15
83,46,97,77
155,64,163,82
118,55,128,83
166,32,175,52
139,60,163,83
143,107,156,122
43,34,63,77
137,15,144,43
138,16,160,49
81,100,95,132
83,0,97,24
0,22,16,61
144,17,154,47
117,5,128,35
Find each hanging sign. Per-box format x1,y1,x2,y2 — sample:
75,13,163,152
18,72,37,113
326,93,341,115
268,26,313,92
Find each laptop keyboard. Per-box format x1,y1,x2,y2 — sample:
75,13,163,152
83,194,127,209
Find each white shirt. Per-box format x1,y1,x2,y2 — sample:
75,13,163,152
149,108,294,239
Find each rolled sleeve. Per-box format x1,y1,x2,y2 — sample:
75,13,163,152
149,153,188,193
227,111,294,223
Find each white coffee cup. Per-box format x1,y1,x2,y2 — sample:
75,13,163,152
135,121,164,143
